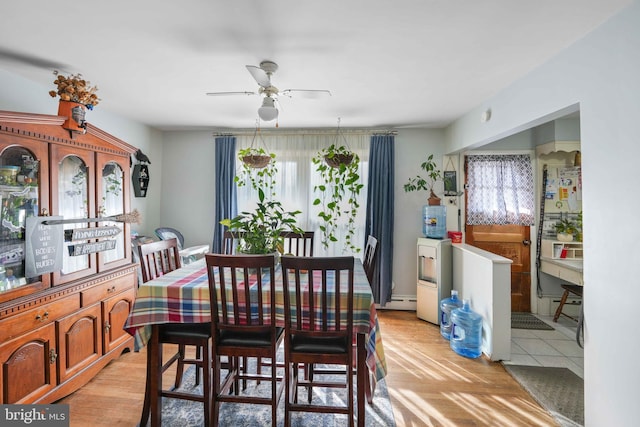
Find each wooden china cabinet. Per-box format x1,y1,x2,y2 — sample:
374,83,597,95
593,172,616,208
0,110,138,404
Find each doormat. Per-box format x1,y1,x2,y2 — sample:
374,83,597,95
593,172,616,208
503,365,583,426
511,312,554,330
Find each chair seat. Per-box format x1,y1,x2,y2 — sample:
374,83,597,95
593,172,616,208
291,335,349,354
159,323,211,341
218,327,283,347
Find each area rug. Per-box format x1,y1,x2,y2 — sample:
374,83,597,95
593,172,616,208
142,361,395,426
503,365,583,426
511,312,554,330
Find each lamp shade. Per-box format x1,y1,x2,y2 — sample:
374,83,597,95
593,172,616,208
258,97,278,121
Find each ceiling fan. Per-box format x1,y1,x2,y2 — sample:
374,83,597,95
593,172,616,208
206,60,331,122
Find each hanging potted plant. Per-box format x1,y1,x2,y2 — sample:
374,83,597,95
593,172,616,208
403,154,443,205
49,70,100,134
312,144,363,253
235,149,278,200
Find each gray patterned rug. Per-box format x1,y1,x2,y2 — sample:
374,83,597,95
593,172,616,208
142,361,395,426
503,365,583,426
511,312,554,330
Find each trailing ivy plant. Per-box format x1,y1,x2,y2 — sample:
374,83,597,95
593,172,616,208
234,147,277,199
312,144,364,253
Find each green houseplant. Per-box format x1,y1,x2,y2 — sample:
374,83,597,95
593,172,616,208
220,189,302,254
312,144,363,253
403,154,443,205
235,146,278,199
555,218,578,242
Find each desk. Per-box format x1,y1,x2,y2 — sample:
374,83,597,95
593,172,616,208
124,258,386,426
540,256,583,286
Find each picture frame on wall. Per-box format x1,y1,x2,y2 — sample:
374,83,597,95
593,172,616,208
443,170,457,196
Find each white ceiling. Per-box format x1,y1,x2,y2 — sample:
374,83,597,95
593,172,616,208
0,1,630,131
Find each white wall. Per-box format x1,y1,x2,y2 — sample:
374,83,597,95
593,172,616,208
444,1,640,424
393,128,447,302
159,131,216,248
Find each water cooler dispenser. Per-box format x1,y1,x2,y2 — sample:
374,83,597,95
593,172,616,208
416,237,452,324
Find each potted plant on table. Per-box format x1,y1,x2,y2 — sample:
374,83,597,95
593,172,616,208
555,218,578,242
220,189,303,256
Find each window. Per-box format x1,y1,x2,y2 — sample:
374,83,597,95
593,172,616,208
466,154,534,226
236,131,369,256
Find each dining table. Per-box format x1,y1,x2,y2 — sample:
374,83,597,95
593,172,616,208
124,256,387,427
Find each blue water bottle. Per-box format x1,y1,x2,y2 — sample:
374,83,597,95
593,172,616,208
422,205,446,238
450,299,483,358
439,290,462,340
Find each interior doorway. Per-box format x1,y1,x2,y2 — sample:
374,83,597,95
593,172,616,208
463,153,535,313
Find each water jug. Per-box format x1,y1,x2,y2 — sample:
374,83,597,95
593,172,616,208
422,205,446,238
450,299,483,358
439,290,462,340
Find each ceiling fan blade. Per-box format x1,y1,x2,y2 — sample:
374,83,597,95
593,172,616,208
246,65,271,88
206,91,256,96
280,89,332,99
0,47,70,71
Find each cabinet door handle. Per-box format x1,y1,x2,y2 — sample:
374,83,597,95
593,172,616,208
49,349,58,364
35,311,49,322
105,321,111,333
107,286,116,293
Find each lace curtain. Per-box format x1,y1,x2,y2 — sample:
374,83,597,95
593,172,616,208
466,154,534,226
236,131,369,256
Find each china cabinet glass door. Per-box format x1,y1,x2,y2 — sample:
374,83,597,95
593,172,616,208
0,143,50,302
96,153,131,270
51,145,96,284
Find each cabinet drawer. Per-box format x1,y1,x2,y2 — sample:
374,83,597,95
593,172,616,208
81,273,135,307
540,260,583,285
0,294,80,342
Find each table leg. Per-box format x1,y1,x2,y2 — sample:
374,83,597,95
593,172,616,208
357,332,365,427
149,325,161,427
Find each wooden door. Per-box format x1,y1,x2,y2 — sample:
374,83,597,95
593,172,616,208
465,224,531,312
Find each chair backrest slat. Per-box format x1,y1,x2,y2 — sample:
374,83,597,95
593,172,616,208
206,254,276,333
137,238,182,283
281,255,354,338
222,230,246,255
280,231,315,257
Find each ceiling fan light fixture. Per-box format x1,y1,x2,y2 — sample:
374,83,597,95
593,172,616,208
258,97,278,121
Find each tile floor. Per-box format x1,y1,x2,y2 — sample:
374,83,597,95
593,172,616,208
503,314,584,379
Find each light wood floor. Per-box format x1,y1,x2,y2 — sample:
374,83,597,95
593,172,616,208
57,310,558,426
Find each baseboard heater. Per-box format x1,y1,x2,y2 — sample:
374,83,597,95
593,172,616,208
377,294,417,311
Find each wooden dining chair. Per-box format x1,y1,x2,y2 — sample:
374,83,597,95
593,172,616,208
280,231,315,256
222,230,245,254
363,235,378,284
280,255,355,427
205,253,285,427
137,238,212,427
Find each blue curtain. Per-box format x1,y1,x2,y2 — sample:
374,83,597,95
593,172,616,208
365,135,394,305
212,135,237,253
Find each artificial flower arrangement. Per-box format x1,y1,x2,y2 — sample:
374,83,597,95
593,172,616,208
49,70,100,109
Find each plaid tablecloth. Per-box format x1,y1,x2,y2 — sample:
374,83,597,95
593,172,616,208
124,258,387,382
